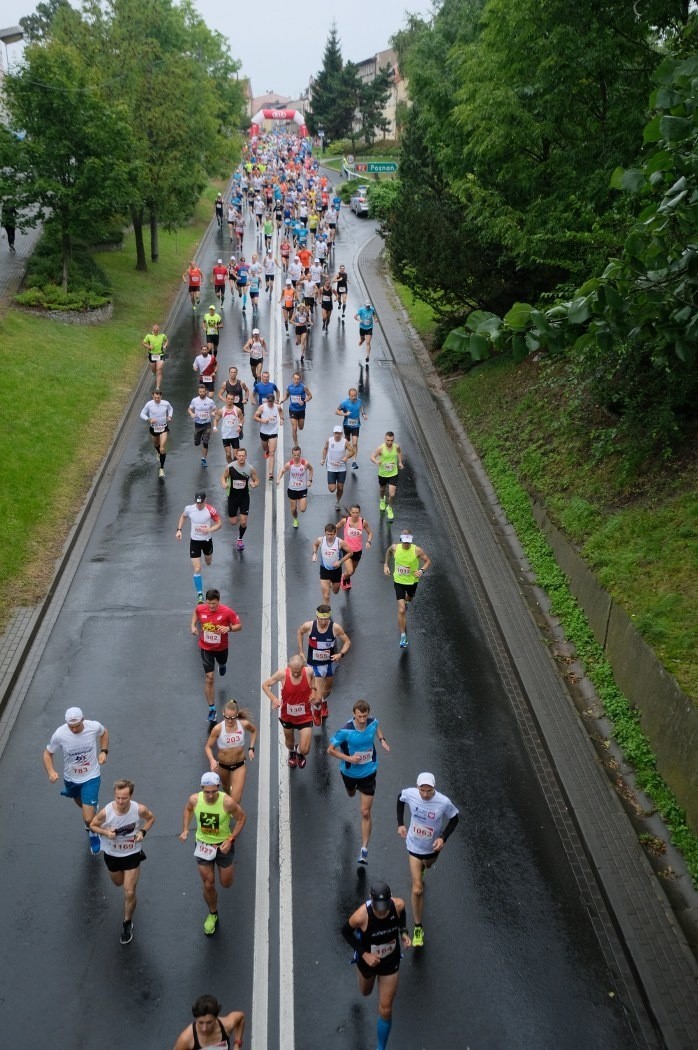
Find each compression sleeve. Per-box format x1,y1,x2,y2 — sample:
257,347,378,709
341,921,360,949
396,797,406,826
441,814,459,842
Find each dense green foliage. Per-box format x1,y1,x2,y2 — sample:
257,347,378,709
21,223,112,302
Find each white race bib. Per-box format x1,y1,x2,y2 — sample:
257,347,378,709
113,836,137,853
353,749,373,765
312,649,331,661
203,629,220,645
370,940,396,959
232,480,246,489
412,821,435,840
396,565,411,576
193,524,209,539
286,703,306,717
194,840,218,860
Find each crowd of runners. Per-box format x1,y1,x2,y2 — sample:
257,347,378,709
41,133,458,1050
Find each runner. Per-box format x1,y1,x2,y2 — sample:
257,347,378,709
202,305,223,356
341,883,410,1050
319,277,335,331
252,370,280,405
191,588,242,722
227,202,237,242
397,772,459,947
297,604,351,716
262,654,315,769
139,387,173,478
205,699,257,802
336,505,373,590
321,425,353,510
263,250,276,297
242,328,267,380
172,995,245,1050
355,299,377,365
235,255,249,311
179,772,246,936
218,392,244,463
336,387,368,470
327,700,390,864
142,322,168,387
277,445,313,528
220,447,260,552
279,371,312,444
290,301,312,363
278,236,292,273
183,260,203,309
176,490,222,602
279,277,296,335
370,432,404,522
383,531,432,648
89,778,155,945
212,259,228,305
217,366,249,418
43,707,109,854
227,255,238,301
214,193,224,227
193,345,218,393
187,385,218,468
253,395,283,480
312,522,354,601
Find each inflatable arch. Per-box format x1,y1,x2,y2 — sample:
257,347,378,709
249,108,308,138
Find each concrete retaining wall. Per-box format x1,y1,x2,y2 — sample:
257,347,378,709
17,302,113,325
532,501,698,832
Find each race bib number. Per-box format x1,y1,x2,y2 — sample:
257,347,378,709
396,565,411,576
71,763,90,777
412,821,435,840
290,395,303,405
345,418,359,427
312,649,331,661
194,840,218,861
152,422,165,434
370,940,396,959
286,703,306,717
195,414,210,425
353,749,373,765
232,480,246,490
114,836,136,853
203,629,220,645
193,524,209,539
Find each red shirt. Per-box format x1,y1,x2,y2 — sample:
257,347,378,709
196,603,240,651
188,267,203,286
213,265,227,286
298,249,312,269
280,666,314,725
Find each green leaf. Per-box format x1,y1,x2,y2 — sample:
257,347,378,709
503,301,533,330
644,150,675,175
643,115,662,144
567,297,591,325
659,115,693,141
468,332,492,361
524,331,540,352
511,332,528,362
621,168,646,193
609,166,625,190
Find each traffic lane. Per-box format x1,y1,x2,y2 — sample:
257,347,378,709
0,269,269,1042
280,302,634,1043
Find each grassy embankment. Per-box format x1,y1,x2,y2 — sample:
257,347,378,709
0,184,223,631
394,287,698,881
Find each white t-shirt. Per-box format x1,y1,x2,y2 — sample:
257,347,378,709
46,720,105,783
399,787,459,855
189,396,217,424
140,400,172,433
182,503,220,540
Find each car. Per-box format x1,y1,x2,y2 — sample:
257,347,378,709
350,186,370,217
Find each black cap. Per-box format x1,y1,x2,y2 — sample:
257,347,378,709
370,882,391,909
195,490,206,502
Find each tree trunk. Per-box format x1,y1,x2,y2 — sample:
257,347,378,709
131,207,148,272
149,207,159,262
61,228,71,293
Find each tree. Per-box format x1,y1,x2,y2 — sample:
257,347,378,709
357,65,392,145
0,39,133,290
19,0,74,42
307,23,354,141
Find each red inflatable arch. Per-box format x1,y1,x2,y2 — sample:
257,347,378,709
249,108,308,138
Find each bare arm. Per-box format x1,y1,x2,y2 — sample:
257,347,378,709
43,748,59,783
179,795,197,840
262,668,284,709
205,724,222,770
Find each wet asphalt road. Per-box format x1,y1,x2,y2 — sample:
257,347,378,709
0,205,639,1048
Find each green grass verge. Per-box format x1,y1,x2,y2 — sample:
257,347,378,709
0,182,224,626
393,280,437,340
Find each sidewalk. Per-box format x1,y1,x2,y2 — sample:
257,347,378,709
0,219,42,308
358,234,698,1050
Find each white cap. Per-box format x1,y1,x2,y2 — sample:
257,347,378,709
217,258,222,264
286,278,292,285
252,328,260,334
333,424,343,433
417,772,435,788
314,258,319,263
365,299,371,306
65,707,84,725
201,772,221,787
400,532,413,543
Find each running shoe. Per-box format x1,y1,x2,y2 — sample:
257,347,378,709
201,457,207,468
379,497,386,511
311,703,322,727
120,920,134,945
207,706,217,724
204,912,219,936
268,472,274,481
292,518,299,528
300,354,304,364
219,663,227,677
358,847,368,865
88,831,101,855
288,750,298,768
296,753,307,769
341,577,352,590
412,925,424,947
236,539,245,551
386,506,394,521
352,461,358,470
335,503,341,512
197,592,204,604
365,357,370,366
158,468,165,478
400,633,409,649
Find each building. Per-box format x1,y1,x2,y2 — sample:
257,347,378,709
354,47,407,140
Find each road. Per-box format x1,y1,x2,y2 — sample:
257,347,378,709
0,203,644,1048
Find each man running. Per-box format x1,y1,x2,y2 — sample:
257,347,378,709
322,425,353,510
173,995,245,1050
187,384,218,469
43,707,109,855
176,490,221,602
89,778,155,945
370,432,404,522
217,366,249,418
214,193,224,227
280,277,296,334
341,883,411,1050
383,531,432,648
139,388,173,479
297,604,351,717
397,772,459,947
336,388,367,470
336,505,373,590
180,772,246,936
277,445,313,528
220,447,260,551
212,258,228,305
142,322,168,388
262,654,315,769
333,263,349,321
202,305,223,356
253,395,283,480
327,700,390,865
279,371,312,444
192,344,218,393
183,260,203,309
218,392,244,462
312,522,354,601
191,588,242,723
355,299,377,365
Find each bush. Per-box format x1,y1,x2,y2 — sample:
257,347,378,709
15,284,111,311
23,223,113,299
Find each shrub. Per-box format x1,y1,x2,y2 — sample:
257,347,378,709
15,284,111,311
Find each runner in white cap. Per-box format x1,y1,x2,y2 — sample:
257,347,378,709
43,708,110,854
179,771,246,936
321,425,353,510
383,532,432,647
396,773,459,946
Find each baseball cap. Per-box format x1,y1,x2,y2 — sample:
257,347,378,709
365,299,371,306
370,882,392,909
252,328,259,334
230,256,235,261
417,772,436,788
286,278,292,285
217,258,222,264
201,772,221,787
399,532,413,543
195,490,206,503
314,258,319,263
333,424,343,433
209,304,216,310
65,707,83,725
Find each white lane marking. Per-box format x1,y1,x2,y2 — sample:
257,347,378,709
274,259,295,1050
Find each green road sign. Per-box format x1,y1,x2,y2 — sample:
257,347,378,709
367,162,398,174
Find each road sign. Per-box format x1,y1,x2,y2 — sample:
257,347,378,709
367,162,398,174
346,154,354,165
355,162,368,172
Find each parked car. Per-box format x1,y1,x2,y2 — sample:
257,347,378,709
350,186,370,217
